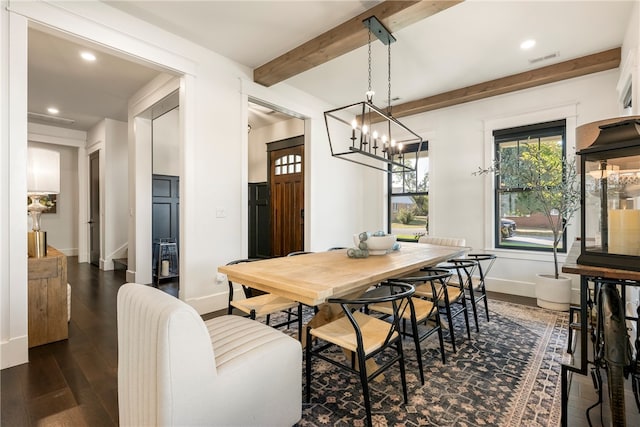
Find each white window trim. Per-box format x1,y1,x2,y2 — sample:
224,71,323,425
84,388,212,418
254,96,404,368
482,104,578,259
617,49,635,115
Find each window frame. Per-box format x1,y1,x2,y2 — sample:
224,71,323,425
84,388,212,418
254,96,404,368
493,119,567,252
387,141,429,242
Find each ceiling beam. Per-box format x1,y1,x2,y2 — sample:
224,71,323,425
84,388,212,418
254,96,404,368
388,47,621,119
253,0,463,87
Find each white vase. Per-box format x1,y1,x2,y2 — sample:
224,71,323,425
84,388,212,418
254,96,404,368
535,273,572,311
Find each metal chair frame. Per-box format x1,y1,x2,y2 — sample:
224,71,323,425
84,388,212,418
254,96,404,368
305,282,414,427
419,261,473,352
369,269,450,385
466,253,497,322
446,258,481,333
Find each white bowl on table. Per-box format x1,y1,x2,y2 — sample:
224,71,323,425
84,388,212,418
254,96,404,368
354,233,396,255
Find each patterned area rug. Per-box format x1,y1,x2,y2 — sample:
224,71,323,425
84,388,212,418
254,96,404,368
293,300,569,427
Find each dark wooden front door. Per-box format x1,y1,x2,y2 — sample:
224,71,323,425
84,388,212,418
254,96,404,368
270,145,304,257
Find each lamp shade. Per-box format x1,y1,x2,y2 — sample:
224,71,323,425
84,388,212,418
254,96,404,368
27,147,60,195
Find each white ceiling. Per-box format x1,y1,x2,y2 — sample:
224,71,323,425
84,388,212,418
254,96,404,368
27,1,635,132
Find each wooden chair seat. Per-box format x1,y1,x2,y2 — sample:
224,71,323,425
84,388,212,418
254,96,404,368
415,283,463,302
231,293,300,318
310,310,399,354
370,298,435,323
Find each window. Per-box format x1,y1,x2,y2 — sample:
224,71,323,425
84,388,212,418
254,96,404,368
274,154,302,175
622,83,632,110
493,120,566,251
388,142,429,241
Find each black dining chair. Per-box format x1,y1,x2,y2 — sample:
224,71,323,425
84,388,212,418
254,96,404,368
226,258,303,340
305,281,414,427
465,253,497,322
416,263,473,352
444,258,481,333
368,269,450,385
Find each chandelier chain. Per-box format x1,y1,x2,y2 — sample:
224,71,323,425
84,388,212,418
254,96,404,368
387,42,392,115
367,30,372,96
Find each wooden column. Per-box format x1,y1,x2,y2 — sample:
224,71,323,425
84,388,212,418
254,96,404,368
28,246,68,347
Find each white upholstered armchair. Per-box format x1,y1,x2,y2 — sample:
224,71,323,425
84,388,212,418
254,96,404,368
117,282,302,426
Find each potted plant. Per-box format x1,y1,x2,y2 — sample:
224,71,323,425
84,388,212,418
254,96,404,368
475,142,581,310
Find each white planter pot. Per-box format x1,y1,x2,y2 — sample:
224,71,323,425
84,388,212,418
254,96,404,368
535,273,572,311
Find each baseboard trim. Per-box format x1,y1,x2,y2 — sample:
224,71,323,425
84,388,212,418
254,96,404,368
487,278,536,298
1,335,29,370
186,290,228,316
126,269,136,283
487,277,580,306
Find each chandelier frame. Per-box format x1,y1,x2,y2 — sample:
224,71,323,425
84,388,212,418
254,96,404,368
324,16,423,173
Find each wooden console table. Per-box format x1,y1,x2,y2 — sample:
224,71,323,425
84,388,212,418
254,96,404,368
28,246,68,347
560,243,640,426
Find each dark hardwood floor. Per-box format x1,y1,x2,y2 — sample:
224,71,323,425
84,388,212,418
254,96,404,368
2,257,627,426
0,257,180,426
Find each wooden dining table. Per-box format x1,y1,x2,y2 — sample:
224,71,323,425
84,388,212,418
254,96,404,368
218,242,466,306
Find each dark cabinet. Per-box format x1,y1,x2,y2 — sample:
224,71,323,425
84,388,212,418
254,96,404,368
249,182,270,258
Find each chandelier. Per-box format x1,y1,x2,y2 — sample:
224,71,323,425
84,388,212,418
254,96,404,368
324,16,423,173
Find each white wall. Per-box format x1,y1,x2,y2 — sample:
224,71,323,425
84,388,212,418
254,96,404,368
105,119,128,266
399,70,622,301
87,118,129,270
248,117,304,183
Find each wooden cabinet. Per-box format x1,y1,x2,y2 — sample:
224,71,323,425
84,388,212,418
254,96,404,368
28,246,68,347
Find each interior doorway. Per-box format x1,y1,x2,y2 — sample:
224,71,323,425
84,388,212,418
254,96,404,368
27,24,178,274
150,91,180,287
247,99,305,258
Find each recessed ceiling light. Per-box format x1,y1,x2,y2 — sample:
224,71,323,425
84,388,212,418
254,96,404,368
80,51,96,61
520,39,536,50
47,107,59,115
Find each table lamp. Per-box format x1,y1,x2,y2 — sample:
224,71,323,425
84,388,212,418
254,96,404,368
27,147,60,258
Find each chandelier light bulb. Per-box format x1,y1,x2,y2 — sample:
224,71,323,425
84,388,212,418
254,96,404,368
351,119,358,129
398,143,404,151
372,130,378,139
365,90,375,103
362,125,369,135
390,139,396,147
382,135,388,143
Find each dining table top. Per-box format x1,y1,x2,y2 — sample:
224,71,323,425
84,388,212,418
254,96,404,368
218,242,467,306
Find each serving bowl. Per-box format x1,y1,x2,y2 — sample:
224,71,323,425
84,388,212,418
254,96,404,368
363,234,397,255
